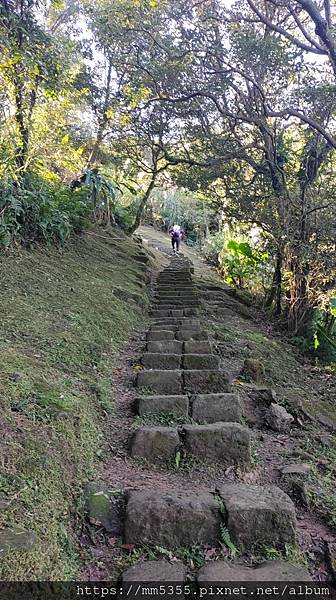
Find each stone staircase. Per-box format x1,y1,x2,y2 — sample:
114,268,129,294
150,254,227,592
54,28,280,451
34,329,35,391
90,256,313,582
120,257,310,581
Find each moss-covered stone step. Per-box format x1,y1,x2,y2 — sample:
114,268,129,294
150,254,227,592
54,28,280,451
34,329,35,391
130,427,180,462
182,353,220,370
182,422,251,467
136,394,189,417
147,340,183,353
192,393,242,423
123,485,296,550
141,353,181,370
150,308,199,318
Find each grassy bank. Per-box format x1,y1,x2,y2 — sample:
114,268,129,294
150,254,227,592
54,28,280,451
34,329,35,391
0,228,154,579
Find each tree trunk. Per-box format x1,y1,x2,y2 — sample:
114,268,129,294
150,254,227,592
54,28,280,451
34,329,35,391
266,248,283,315
127,173,157,235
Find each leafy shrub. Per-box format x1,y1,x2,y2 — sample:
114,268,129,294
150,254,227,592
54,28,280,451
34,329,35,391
0,173,90,247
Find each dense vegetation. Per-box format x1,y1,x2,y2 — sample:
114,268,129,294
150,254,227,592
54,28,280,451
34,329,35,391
1,0,335,357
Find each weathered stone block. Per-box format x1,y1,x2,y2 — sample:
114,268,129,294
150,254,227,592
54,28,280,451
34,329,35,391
137,370,182,394
183,308,199,316
142,353,181,370
122,560,187,582
183,423,251,467
192,393,241,423
136,395,189,418
149,325,178,332
125,491,221,548
147,330,175,341
176,330,208,341
130,427,180,462
183,370,231,393
184,341,212,354
218,484,296,550
197,560,311,582
147,340,183,354
182,354,220,370
266,403,294,432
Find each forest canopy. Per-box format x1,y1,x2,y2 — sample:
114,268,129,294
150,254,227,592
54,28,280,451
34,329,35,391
0,0,335,354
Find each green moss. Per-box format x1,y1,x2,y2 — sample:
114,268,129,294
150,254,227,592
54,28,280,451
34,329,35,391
0,228,153,579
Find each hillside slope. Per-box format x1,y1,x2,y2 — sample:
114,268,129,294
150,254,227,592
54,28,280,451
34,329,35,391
0,228,158,579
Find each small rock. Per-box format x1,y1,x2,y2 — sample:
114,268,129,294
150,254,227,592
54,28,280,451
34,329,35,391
281,464,311,476
85,482,124,534
242,358,265,381
0,528,36,557
266,403,294,432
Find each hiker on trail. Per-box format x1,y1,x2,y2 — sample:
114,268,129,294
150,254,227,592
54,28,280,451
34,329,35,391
169,224,184,255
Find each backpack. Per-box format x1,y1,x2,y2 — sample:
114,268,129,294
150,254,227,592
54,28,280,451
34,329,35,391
172,225,181,238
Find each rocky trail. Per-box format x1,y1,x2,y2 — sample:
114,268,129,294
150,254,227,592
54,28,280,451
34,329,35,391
81,234,336,590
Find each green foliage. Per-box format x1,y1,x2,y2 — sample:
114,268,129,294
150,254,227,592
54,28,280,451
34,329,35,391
0,174,90,247
220,525,238,558
204,230,271,294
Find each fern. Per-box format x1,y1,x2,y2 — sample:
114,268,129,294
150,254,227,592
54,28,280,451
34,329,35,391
220,525,238,557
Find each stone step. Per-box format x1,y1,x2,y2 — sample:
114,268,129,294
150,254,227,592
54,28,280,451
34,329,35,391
136,394,189,417
153,284,196,296
121,558,310,584
152,298,201,309
182,422,251,467
217,484,296,550
175,330,209,341
141,353,181,370
197,560,311,582
124,490,220,549
130,427,180,462
135,392,240,423
147,330,176,341
184,370,231,393
150,308,199,318
154,291,197,297
151,319,201,328
182,353,220,370
131,423,251,469
122,560,187,583
137,370,182,394
192,393,242,423
153,302,199,309
137,370,231,394
146,340,183,353
184,340,212,354
149,324,178,332
124,485,296,550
